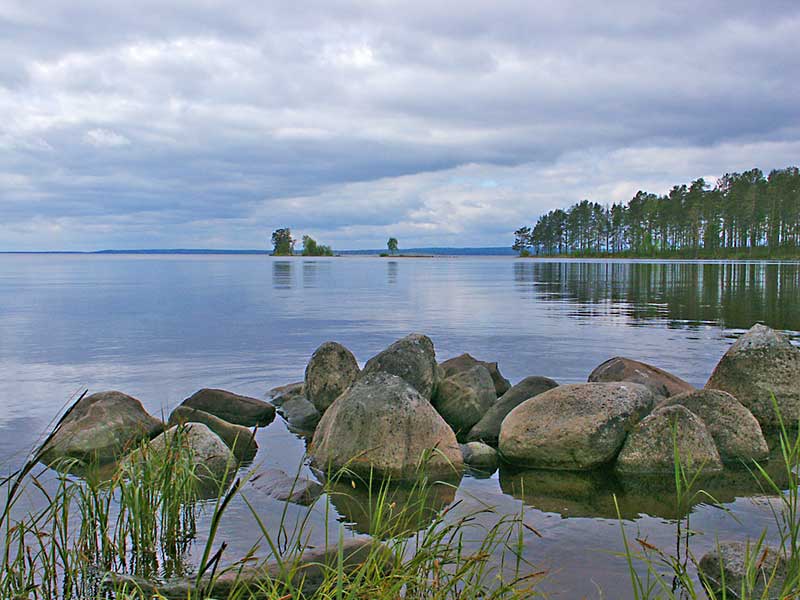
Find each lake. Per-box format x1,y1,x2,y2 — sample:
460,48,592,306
1,254,799,598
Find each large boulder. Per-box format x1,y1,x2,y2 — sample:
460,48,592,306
180,388,275,427
460,441,498,473
39,391,163,467
706,323,800,429
698,541,787,599
658,389,769,463
266,381,304,407
168,406,257,462
467,376,559,444
277,395,321,433
440,353,511,396
250,468,323,505
133,423,238,486
616,405,723,474
309,372,463,480
359,334,439,400
304,342,360,412
589,356,694,398
432,365,496,437
498,383,656,470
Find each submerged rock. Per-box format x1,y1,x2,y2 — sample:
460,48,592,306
266,381,304,407
359,333,439,400
180,388,275,427
467,376,559,445
433,365,496,436
106,537,385,598
309,372,463,480
499,382,656,470
439,353,511,397
39,391,163,467
698,541,787,599
250,468,323,505
706,323,800,429
277,395,321,433
460,441,498,473
304,341,360,412
658,389,768,463
167,406,257,462
588,356,694,398
616,405,723,475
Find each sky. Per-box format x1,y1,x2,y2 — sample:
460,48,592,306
1,1,799,251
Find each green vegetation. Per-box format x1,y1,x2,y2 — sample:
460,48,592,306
271,228,295,256
301,235,334,256
387,237,399,256
514,166,800,258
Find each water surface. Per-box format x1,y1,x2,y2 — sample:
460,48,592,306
1,255,798,597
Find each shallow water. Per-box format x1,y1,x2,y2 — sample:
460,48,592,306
1,254,799,597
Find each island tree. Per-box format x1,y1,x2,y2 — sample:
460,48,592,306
302,235,334,256
271,228,295,255
387,237,399,255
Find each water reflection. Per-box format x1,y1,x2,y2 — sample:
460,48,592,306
515,261,800,334
303,261,318,288
387,261,398,285
272,261,293,289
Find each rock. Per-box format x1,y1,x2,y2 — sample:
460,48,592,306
180,388,275,427
304,342,360,412
460,441,498,473
145,423,238,483
440,353,511,396
432,365,496,437
168,406,257,462
467,376,559,444
266,381,304,407
588,356,694,398
706,323,800,429
499,383,656,470
309,372,463,480
698,541,787,599
105,537,385,598
658,389,768,463
616,405,723,475
360,333,439,400
38,391,164,467
277,395,321,432
250,468,323,505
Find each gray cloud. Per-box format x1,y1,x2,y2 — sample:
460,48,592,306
0,1,798,250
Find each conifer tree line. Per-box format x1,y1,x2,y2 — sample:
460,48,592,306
513,166,800,257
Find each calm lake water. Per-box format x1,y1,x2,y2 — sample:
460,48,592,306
1,254,799,598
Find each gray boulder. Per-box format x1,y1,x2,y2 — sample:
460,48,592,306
359,334,439,400
266,382,304,407
706,323,800,429
499,382,656,470
440,353,511,396
180,388,275,427
616,405,723,474
433,365,496,437
39,391,163,467
467,376,559,444
134,423,238,486
168,406,257,462
310,372,463,480
304,342,360,412
460,441,498,473
250,468,323,505
589,356,694,398
277,395,321,433
698,541,787,599
658,389,769,463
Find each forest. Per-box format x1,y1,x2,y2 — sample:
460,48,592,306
514,166,800,258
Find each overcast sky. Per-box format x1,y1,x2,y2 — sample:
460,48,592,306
1,1,799,251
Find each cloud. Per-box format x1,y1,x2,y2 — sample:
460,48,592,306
0,1,798,250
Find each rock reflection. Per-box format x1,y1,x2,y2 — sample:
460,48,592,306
515,261,800,334
500,448,789,521
272,261,293,289
325,476,460,538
